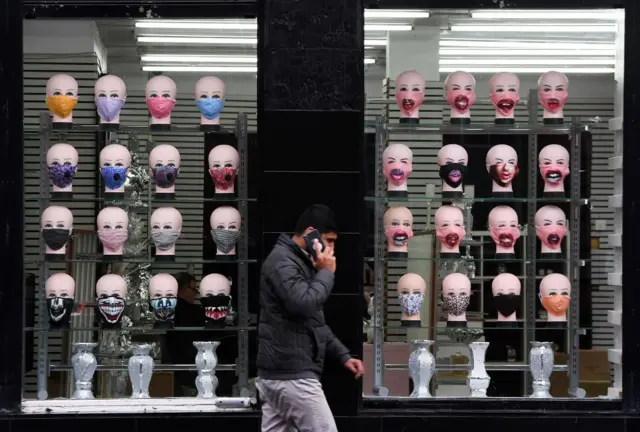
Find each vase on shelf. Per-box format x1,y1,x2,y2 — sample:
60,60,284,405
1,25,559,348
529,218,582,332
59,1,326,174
467,341,490,397
408,340,435,398
529,341,554,398
71,342,98,400
194,341,220,398
128,343,154,399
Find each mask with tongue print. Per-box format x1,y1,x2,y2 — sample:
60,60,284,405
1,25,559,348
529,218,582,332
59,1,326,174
444,70,477,118
383,206,414,253
488,205,521,255
434,205,466,253
382,143,413,190
395,70,425,121
489,72,520,120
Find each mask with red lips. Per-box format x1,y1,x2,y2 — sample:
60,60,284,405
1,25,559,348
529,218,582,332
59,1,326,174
489,72,520,117
445,71,477,115
490,225,520,249
395,70,425,117
435,225,466,250
210,167,237,190
536,224,567,250
539,163,569,187
489,163,519,187
384,225,414,248
538,71,569,113
382,145,413,187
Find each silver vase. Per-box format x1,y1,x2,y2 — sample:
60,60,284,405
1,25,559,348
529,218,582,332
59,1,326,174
529,341,554,398
71,342,98,399
128,343,154,399
467,341,490,397
408,340,435,398
193,341,220,398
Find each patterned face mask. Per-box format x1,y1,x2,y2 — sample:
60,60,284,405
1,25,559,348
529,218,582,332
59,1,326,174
152,165,179,188
48,164,77,188
399,293,424,316
151,230,180,250
211,229,240,254
442,294,470,316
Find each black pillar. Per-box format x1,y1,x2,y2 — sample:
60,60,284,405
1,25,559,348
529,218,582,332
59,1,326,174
0,0,24,412
258,0,365,416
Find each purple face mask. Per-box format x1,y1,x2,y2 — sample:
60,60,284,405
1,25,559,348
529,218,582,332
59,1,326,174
96,98,125,122
97,228,128,252
48,164,77,188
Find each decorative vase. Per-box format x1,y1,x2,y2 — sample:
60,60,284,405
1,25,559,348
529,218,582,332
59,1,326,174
529,341,554,398
128,343,154,399
408,340,435,398
194,341,220,398
71,342,98,399
467,341,490,397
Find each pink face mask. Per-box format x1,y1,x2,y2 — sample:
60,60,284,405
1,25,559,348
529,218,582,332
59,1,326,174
395,86,424,117
490,90,519,117
539,163,570,186
98,228,128,251
146,97,176,119
435,225,466,250
384,225,414,248
536,224,567,250
490,225,520,249
446,88,476,115
539,88,568,113
383,161,412,186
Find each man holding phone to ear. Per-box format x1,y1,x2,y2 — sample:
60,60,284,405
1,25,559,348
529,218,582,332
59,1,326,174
256,204,365,432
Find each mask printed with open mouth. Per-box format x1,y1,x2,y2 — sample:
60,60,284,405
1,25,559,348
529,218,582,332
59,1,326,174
199,273,232,326
489,72,520,118
489,205,520,252
444,71,477,116
382,144,413,188
395,70,425,119
439,163,467,188
539,144,570,191
434,205,466,251
383,207,414,251
490,225,520,248
95,274,128,327
98,295,125,324
437,144,468,191
535,205,567,251
201,295,231,322
538,71,569,115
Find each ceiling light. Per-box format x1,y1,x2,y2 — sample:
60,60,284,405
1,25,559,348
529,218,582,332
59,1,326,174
440,48,616,57
135,20,258,30
364,39,387,46
142,55,257,63
138,36,258,45
440,58,615,66
439,40,616,51
364,58,376,64
440,66,614,74
450,24,617,33
470,9,620,20
365,9,430,19
364,24,412,31
143,65,258,73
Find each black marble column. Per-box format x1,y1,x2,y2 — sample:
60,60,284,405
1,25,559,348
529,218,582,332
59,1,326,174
259,0,365,416
0,0,24,412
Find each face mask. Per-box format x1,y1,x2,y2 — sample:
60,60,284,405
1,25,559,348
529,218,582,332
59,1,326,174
209,167,237,190
541,295,570,316
446,90,476,115
152,230,180,251
95,98,125,122
490,92,519,117
47,297,74,324
536,224,567,250
382,164,411,186
98,228,128,251
48,164,77,189
539,164,570,186
443,294,470,316
435,225,466,250
101,166,128,190
98,295,126,324
42,228,71,251
395,88,424,116
399,293,423,316
211,229,240,254
47,95,77,118
146,97,176,119
201,295,231,322
439,163,467,188
150,297,177,321
152,165,179,188
384,225,414,247
489,163,519,187
195,98,225,120
539,90,568,113
490,225,520,249
493,293,520,317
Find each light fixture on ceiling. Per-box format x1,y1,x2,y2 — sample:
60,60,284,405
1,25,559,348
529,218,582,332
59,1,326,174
143,65,258,73
136,20,258,30
364,24,412,31
439,66,614,74
138,36,387,46
142,55,258,63
450,24,617,33
470,9,620,20
364,9,430,19
439,40,616,51
439,48,616,57
440,58,615,66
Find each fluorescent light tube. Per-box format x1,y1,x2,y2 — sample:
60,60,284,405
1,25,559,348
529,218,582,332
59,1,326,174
439,40,616,51
365,58,376,64
136,20,257,30
141,55,257,63
143,65,258,73
471,9,619,20
440,66,614,74
440,58,615,66
439,48,615,57
364,24,412,31
364,39,387,46
365,9,429,19
138,35,387,46
451,24,617,33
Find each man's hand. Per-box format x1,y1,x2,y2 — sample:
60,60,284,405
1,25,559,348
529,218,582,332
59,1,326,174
312,240,336,273
344,358,365,379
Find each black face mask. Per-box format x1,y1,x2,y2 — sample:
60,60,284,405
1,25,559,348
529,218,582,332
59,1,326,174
201,295,231,324
150,297,177,322
42,228,71,251
493,293,521,317
439,163,467,188
47,297,74,326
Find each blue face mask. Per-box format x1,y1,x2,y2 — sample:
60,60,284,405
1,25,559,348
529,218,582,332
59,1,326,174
195,98,224,120
101,166,128,190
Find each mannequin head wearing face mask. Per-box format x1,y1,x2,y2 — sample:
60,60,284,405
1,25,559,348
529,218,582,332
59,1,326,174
539,144,570,196
434,205,465,256
97,207,129,257
145,75,177,127
437,144,468,197
489,72,520,123
491,273,521,322
151,207,182,259
199,273,232,328
538,71,569,124
41,205,73,259
395,70,425,124
149,144,181,196
46,74,78,125
94,74,127,125
382,143,413,196
195,76,226,129
210,206,241,258
45,273,75,328
383,206,413,256
396,273,426,326
96,274,127,327
539,273,571,323
148,273,178,327
99,144,131,194
442,273,471,326
488,205,520,257
444,71,476,123
47,143,79,196
535,205,567,256
486,144,519,197
208,144,239,195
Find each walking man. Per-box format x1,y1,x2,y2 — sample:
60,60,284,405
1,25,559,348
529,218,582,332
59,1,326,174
256,204,365,432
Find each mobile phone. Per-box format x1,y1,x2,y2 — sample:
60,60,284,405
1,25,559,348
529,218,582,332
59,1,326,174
303,229,325,260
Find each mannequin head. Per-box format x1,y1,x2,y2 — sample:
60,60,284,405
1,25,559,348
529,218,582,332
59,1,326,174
488,205,520,253
45,273,75,325
46,74,78,121
97,207,129,254
149,144,181,191
210,206,241,255
194,76,226,122
96,274,127,325
382,144,413,190
396,273,426,321
208,144,239,193
145,75,177,120
538,71,569,114
151,207,182,254
535,205,567,253
489,72,520,118
149,273,178,322
442,273,471,320
539,144,570,192
437,144,468,190
434,205,465,252
444,71,476,116
47,143,79,191
383,206,414,253
395,70,425,118
41,205,73,254
539,273,571,320
491,273,521,321
94,74,127,123
486,144,519,189
99,144,131,192
199,273,232,324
